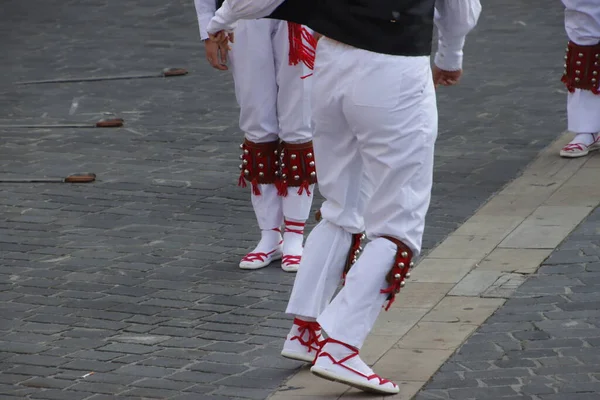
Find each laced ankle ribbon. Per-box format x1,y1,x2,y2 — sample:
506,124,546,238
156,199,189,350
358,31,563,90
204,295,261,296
283,220,305,266
291,318,322,354
284,219,305,235
316,338,397,387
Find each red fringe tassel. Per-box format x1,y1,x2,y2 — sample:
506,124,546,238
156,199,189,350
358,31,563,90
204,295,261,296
276,180,288,197
251,179,261,196
238,174,247,188
297,181,311,196
288,23,316,70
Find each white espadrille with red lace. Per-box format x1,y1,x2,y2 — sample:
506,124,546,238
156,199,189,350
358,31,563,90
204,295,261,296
281,318,322,363
560,133,600,158
239,228,283,270
281,219,305,272
310,338,400,395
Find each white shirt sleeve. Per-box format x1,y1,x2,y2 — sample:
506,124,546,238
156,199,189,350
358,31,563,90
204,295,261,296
434,0,482,71
194,0,217,41
206,0,285,35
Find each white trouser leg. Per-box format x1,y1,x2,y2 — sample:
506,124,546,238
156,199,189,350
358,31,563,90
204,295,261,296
563,20,600,134
314,39,438,348
317,238,396,348
567,89,600,134
229,19,280,143
229,20,284,267
286,220,351,318
251,184,283,231
272,21,313,144
269,20,315,268
285,38,367,317
281,188,313,272
272,19,314,226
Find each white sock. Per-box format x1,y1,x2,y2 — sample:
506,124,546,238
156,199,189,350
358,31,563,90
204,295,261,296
249,228,282,254
569,133,597,147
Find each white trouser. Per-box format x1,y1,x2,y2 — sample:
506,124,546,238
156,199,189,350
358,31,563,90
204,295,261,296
229,19,313,144
564,5,600,133
286,38,438,348
568,89,600,134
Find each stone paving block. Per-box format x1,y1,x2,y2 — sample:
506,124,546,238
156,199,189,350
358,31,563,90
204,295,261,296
279,367,351,396
374,348,455,381
545,182,600,207
342,381,425,399
28,390,94,400
448,270,505,297
478,248,552,274
360,334,402,365
396,322,479,351
422,297,505,325
394,283,454,309
370,308,429,337
475,193,548,218
426,236,500,260
411,259,479,283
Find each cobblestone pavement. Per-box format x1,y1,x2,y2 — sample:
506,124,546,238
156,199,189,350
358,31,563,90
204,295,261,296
416,206,600,400
0,0,568,399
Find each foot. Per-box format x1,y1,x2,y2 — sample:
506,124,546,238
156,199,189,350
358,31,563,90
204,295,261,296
560,133,600,158
239,228,283,270
281,318,322,363
310,338,399,395
282,219,306,272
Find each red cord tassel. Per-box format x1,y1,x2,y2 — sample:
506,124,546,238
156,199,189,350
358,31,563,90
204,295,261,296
288,23,316,70
297,181,311,196
380,284,400,311
342,233,363,285
561,75,576,93
238,174,247,188
251,179,261,196
276,180,288,197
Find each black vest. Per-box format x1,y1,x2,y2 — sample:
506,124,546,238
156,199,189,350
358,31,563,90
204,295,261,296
269,0,436,56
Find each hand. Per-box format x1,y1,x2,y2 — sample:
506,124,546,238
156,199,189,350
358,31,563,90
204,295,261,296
204,33,233,71
209,30,234,48
432,66,462,87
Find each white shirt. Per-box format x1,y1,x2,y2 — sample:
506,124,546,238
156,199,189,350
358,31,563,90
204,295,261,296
194,0,217,41
206,0,482,71
562,0,600,45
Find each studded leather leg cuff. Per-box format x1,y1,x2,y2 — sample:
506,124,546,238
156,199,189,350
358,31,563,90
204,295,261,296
380,236,414,311
238,139,280,195
278,141,317,197
562,41,600,94
342,233,365,284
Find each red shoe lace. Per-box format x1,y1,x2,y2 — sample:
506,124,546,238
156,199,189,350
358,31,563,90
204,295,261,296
562,143,587,152
316,338,397,387
282,255,301,266
241,248,278,263
291,318,322,353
